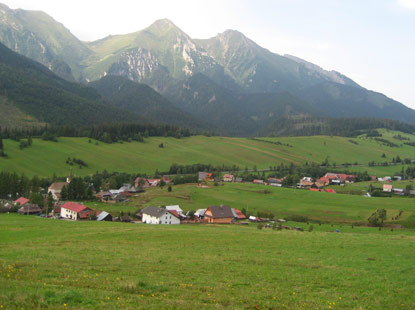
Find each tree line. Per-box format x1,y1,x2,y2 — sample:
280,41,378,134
0,123,194,144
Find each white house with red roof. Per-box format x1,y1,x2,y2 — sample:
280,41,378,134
60,202,94,220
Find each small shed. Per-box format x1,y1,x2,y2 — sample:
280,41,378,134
96,211,113,222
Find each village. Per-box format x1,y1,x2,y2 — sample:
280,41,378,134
1,169,411,226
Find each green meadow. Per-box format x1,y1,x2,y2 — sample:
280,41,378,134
0,214,414,310
1,129,415,178
84,183,415,226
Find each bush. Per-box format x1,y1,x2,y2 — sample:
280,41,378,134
257,223,264,230
308,225,314,232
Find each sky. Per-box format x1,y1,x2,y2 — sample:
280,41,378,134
2,0,415,108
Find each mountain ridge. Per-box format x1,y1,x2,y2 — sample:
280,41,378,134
0,3,414,134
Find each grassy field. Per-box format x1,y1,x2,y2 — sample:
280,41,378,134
0,214,414,309
1,129,415,178
327,180,415,195
82,183,415,226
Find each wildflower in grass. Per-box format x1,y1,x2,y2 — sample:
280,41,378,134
117,297,120,300
64,304,67,307
339,297,342,300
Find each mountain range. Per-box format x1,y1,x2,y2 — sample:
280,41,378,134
0,2,414,135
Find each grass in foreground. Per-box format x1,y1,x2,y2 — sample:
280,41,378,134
0,214,414,309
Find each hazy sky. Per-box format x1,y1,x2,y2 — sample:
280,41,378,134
2,0,415,108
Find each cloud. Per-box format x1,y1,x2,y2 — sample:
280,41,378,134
397,0,415,10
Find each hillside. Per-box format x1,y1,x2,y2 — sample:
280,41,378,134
89,75,205,130
1,130,415,177
0,42,143,127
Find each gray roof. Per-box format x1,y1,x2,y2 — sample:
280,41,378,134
142,206,167,218
96,211,111,221
207,205,234,219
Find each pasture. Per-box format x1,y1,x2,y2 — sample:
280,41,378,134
84,183,415,226
0,214,414,309
1,129,415,178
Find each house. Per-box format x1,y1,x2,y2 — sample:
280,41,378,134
141,206,180,225
18,204,41,215
253,179,264,185
96,211,112,222
165,205,184,217
336,174,356,183
48,182,68,200
134,177,160,188
119,183,143,193
320,173,356,185
60,202,94,220
393,188,404,194
14,197,29,206
299,177,314,188
231,208,247,220
235,177,243,183
96,191,114,202
222,174,235,182
194,209,207,219
383,184,393,192
204,205,234,224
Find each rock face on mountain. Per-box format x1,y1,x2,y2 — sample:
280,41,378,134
0,3,414,134
0,3,91,80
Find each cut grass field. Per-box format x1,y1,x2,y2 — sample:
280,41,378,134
1,214,414,309
1,129,415,178
84,183,415,226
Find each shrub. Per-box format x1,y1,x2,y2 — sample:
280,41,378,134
308,225,314,232
284,215,309,223
257,223,264,230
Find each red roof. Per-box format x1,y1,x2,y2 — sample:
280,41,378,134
326,189,336,193
309,188,320,192
168,210,180,218
61,202,87,213
233,208,247,219
14,197,29,205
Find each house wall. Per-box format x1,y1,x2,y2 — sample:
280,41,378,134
61,207,78,220
160,213,180,225
209,217,233,224
142,213,160,224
